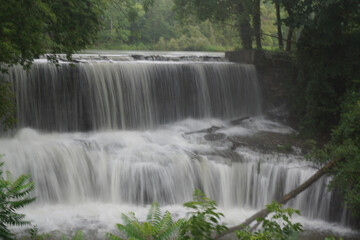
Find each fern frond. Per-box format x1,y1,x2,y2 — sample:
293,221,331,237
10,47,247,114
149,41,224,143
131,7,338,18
72,230,83,240
154,211,173,235
8,175,34,195
0,161,35,239
5,171,13,183
157,218,185,240
106,232,124,240
147,202,162,226
10,182,35,199
120,212,137,226
0,222,14,240
3,213,30,226
142,222,154,237
8,197,36,211
116,222,144,239
0,161,4,176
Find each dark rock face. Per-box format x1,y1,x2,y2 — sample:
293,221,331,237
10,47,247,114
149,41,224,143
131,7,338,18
204,133,226,141
226,50,296,122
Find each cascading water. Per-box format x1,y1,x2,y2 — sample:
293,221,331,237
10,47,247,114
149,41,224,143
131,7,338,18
8,60,261,131
0,53,358,239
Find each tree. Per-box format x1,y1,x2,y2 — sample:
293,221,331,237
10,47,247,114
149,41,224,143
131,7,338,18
252,0,262,49
173,0,258,49
274,0,284,50
0,0,106,129
289,0,360,136
0,0,105,71
310,92,360,218
286,0,360,219
141,0,177,45
96,0,157,46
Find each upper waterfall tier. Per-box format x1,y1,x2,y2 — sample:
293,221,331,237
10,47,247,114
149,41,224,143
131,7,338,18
8,61,262,131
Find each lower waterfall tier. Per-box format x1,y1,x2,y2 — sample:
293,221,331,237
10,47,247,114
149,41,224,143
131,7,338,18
0,118,353,228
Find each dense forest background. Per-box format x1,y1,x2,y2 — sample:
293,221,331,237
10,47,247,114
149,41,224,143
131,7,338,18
91,0,286,51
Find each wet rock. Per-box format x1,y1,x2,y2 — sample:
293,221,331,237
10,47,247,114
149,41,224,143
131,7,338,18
204,133,226,141
229,131,311,154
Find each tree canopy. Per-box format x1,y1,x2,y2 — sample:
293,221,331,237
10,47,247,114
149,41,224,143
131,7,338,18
173,0,256,49
0,0,105,72
285,0,360,217
0,0,106,129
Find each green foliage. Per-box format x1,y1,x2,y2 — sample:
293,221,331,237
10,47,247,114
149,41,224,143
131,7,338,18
0,0,105,71
179,189,227,239
324,237,343,240
289,0,360,136
107,189,228,240
289,0,360,217
0,0,50,72
0,160,35,240
316,91,360,217
173,0,255,49
93,0,241,51
331,91,360,146
29,225,84,240
44,0,105,59
287,4,360,221
0,78,16,130
108,190,304,240
63,230,84,240
275,143,292,153
0,0,106,128
29,225,51,240
236,201,303,240
107,202,184,240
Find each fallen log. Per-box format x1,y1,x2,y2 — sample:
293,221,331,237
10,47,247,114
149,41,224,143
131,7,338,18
185,126,222,135
185,116,250,135
229,116,250,125
214,157,340,240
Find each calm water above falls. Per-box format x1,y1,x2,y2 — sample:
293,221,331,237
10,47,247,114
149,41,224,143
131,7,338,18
1,55,359,239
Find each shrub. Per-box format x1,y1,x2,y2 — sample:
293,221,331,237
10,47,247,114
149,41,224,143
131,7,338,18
236,201,303,240
179,189,227,240
107,202,184,240
108,190,303,240
0,160,35,240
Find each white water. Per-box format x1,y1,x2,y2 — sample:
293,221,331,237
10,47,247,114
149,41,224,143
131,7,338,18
1,56,358,238
0,118,358,238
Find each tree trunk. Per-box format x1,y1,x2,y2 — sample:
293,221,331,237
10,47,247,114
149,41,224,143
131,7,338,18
284,6,294,51
238,2,253,50
253,0,262,49
239,22,253,49
110,17,113,36
214,158,340,240
275,1,283,50
286,26,294,51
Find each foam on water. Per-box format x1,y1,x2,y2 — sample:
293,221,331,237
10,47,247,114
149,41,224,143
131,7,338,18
1,118,358,238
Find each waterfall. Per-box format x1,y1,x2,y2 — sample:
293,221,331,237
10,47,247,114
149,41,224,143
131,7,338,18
0,55,357,238
0,127,344,217
8,61,262,131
